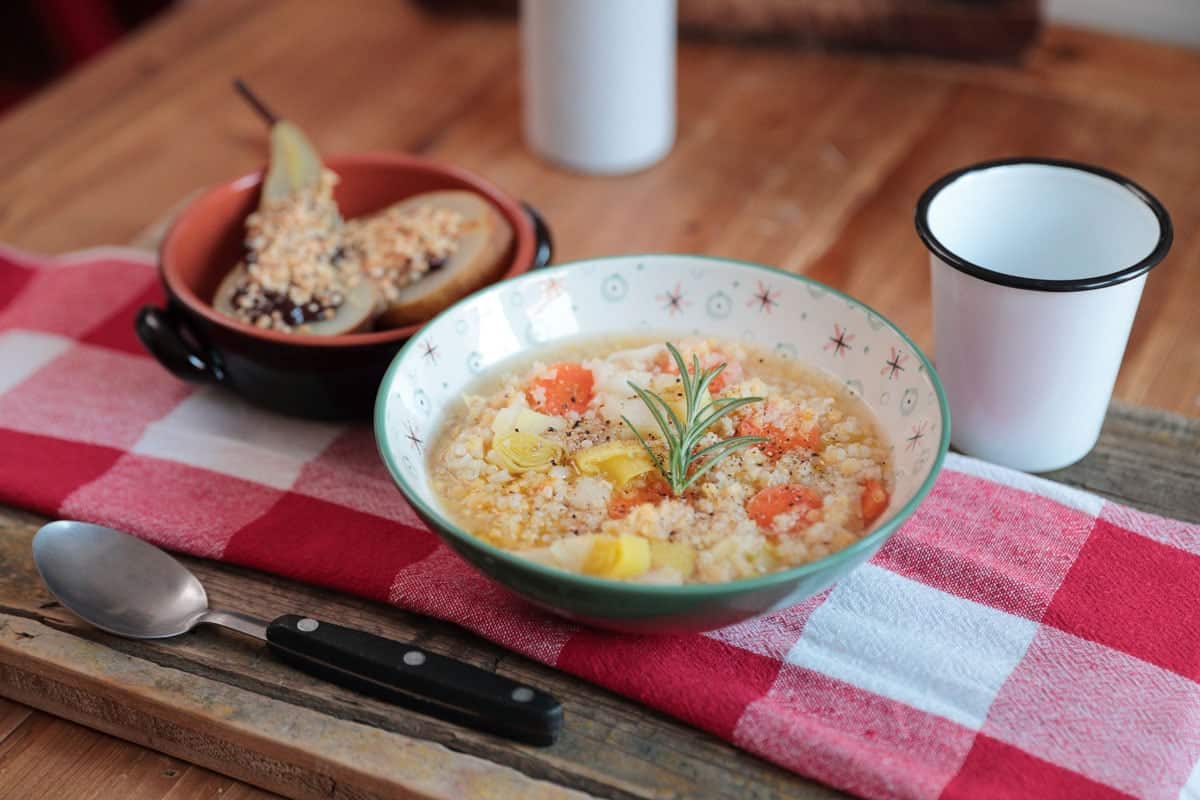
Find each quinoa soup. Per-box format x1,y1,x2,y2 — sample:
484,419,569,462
429,336,892,586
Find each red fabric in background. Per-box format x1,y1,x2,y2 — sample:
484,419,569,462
35,0,123,64
1,1,172,114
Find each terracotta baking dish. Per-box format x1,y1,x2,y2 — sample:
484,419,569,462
136,153,551,419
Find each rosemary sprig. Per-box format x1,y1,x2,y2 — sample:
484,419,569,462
622,343,767,496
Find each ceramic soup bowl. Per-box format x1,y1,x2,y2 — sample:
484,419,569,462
376,255,949,633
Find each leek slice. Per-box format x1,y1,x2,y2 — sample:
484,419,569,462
573,440,656,489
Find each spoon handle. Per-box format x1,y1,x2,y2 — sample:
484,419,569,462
265,614,562,746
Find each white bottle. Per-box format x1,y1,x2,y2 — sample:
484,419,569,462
521,0,677,175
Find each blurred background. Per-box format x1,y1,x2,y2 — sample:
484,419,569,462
2,0,1197,117
0,0,169,112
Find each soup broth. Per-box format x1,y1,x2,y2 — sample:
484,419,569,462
429,335,892,585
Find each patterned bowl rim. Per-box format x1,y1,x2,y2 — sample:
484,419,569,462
374,254,951,597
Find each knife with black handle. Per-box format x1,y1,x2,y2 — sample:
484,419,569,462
266,614,562,746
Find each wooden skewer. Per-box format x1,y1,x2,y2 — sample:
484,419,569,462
233,78,279,125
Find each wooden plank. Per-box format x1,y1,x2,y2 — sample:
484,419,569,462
0,709,241,800
163,768,281,800
898,25,1200,124
1043,402,1200,520
0,697,32,743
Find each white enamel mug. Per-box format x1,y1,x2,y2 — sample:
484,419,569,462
916,158,1172,472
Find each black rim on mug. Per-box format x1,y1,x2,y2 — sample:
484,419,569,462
914,157,1173,293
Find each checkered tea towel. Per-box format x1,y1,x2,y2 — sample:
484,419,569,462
2,246,1198,800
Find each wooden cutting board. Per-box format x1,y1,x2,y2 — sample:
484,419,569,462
1,401,1197,799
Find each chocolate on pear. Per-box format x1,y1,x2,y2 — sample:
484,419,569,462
369,190,513,329
212,265,379,336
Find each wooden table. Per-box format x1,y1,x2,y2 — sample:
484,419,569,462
0,2,1198,798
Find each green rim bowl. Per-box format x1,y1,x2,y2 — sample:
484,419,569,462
375,255,950,633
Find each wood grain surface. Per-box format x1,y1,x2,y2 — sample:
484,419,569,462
0,0,1198,797
0,696,277,800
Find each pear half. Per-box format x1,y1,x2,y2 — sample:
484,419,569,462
261,121,322,205
367,190,514,329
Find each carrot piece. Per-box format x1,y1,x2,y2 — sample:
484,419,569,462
653,349,674,374
746,484,823,533
861,478,889,527
526,362,594,415
654,349,742,392
735,416,772,456
708,358,742,392
779,418,821,452
737,412,820,460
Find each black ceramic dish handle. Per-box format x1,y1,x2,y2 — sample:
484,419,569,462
135,306,224,383
266,614,563,746
523,202,554,270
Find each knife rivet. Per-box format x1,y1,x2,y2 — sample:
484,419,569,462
297,618,319,632
511,687,534,703
403,650,426,666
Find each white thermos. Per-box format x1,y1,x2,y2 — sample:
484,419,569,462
521,0,677,175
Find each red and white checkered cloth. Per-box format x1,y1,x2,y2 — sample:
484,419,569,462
2,246,1199,799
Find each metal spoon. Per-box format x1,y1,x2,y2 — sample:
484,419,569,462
32,520,561,745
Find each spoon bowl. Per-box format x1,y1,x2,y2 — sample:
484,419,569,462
33,520,209,638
